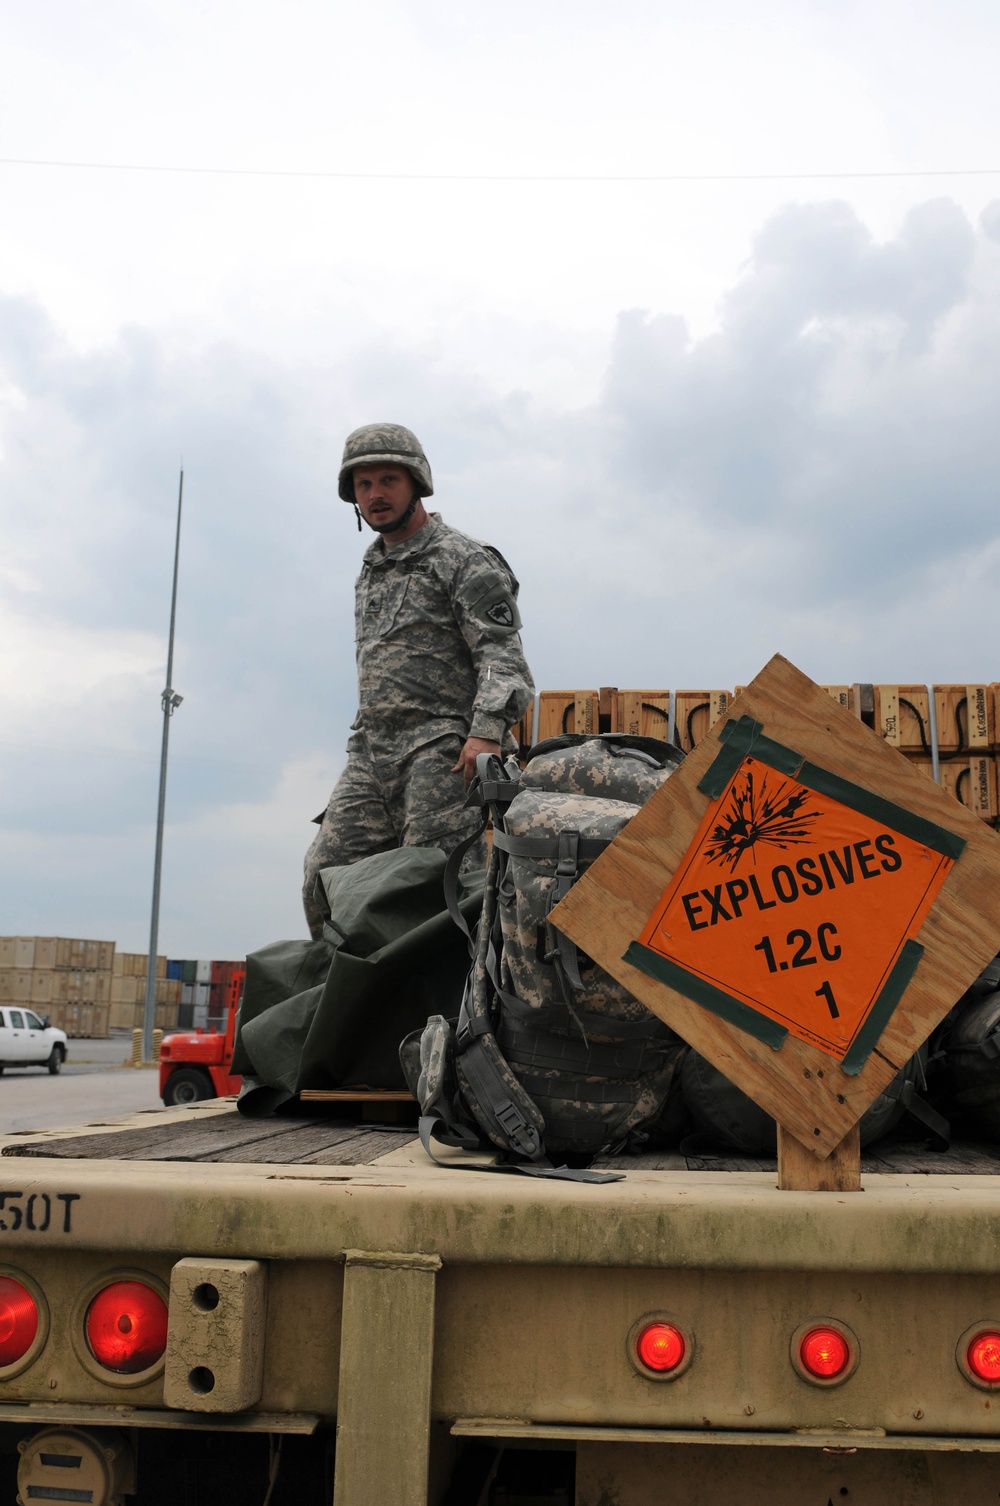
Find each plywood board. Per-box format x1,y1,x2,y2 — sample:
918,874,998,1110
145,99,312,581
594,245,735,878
550,655,1000,1159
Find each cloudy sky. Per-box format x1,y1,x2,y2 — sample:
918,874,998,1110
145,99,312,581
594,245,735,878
2,0,999,960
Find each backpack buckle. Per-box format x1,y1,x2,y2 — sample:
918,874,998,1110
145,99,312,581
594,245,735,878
496,1099,542,1158
552,831,580,902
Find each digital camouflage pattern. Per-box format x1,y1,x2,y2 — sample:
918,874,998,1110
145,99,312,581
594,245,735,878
303,732,487,938
441,735,686,1160
499,788,660,1023
337,422,434,500
520,736,683,804
303,512,532,938
354,514,532,751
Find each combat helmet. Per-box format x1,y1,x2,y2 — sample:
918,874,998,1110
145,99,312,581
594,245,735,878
338,423,434,501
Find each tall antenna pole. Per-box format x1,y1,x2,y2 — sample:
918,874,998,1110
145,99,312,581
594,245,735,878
142,470,185,1063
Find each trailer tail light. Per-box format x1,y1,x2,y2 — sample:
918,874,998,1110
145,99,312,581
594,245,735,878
799,1326,850,1379
795,1325,855,1379
86,1280,168,1374
0,1276,38,1367
628,1314,693,1380
966,1330,1000,1386
637,1321,685,1373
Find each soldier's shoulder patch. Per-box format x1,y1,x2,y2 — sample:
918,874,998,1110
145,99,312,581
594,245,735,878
464,571,522,634
485,599,515,628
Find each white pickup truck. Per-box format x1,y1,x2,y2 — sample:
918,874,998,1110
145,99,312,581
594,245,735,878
0,1006,67,1075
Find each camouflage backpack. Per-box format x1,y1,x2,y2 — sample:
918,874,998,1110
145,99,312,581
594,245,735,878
402,734,687,1179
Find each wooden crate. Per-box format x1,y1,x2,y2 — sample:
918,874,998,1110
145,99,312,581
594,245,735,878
113,953,167,980
110,1001,142,1031
0,938,36,969
32,938,58,969
111,975,140,1006
49,1003,82,1037
900,755,998,823
931,685,994,753
873,685,934,755
938,755,1000,822
673,691,732,752
0,970,33,1003
511,700,535,759
534,690,601,740
55,939,86,969
822,686,852,711
616,691,671,741
30,970,54,1006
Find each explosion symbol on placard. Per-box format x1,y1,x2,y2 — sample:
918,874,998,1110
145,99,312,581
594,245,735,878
705,768,822,871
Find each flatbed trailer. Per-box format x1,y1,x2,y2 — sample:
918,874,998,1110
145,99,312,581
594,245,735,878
3,1102,1000,1504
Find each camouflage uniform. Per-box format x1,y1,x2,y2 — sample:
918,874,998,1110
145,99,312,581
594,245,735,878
303,512,534,936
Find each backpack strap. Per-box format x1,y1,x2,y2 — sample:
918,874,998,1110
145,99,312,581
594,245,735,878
443,753,522,944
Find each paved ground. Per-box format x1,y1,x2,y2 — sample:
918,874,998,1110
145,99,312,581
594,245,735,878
0,1033,165,1135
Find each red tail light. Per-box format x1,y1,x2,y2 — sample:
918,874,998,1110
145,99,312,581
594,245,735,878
85,1280,168,1374
636,1321,686,1374
0,1276,39,1367
967,1331,1000,1385
799,1325,851,1380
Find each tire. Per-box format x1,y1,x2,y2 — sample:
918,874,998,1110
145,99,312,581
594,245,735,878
47,1045,65,1076
163,1067,216,1107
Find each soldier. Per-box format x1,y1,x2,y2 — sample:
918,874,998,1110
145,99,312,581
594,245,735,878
303,423,534,938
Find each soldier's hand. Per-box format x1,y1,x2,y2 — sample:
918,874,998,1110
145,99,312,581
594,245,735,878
452,737,502,790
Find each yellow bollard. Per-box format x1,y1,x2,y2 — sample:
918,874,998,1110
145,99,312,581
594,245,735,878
130,1028,143,1067
153,1028,163,1064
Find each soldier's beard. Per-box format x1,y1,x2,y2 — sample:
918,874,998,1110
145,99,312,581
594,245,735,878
371,496,418,534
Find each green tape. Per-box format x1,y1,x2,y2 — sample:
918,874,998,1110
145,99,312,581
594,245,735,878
698,716,803,796
697,719,965,863
698,717,762,796
840,939,924,1076
623,941,788,1051
796,763,966,861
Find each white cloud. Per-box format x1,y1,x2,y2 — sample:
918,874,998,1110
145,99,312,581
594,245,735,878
3,189,1000,952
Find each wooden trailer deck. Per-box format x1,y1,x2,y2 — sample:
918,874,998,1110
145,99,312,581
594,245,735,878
5,1103,1000,1176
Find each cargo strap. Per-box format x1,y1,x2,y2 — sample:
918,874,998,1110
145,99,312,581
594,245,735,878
491,830,613,863
885,1078,950,1150
978,1025,1000,1061
417,1114,624,1184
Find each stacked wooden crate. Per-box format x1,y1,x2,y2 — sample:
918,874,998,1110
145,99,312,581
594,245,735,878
109,953,173,1032
522,682,1000,829
0,937,116,1037
871,683,999,827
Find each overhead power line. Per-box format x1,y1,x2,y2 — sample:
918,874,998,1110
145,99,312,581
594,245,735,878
1,156,999,184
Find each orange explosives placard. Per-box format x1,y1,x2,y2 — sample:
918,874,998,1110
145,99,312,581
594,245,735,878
632,751,955,1067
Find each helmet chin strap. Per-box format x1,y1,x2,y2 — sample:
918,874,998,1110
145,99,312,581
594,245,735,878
353,504,363,532
372,495,418,534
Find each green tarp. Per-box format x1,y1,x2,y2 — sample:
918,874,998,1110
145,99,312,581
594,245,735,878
233,847,483,1117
